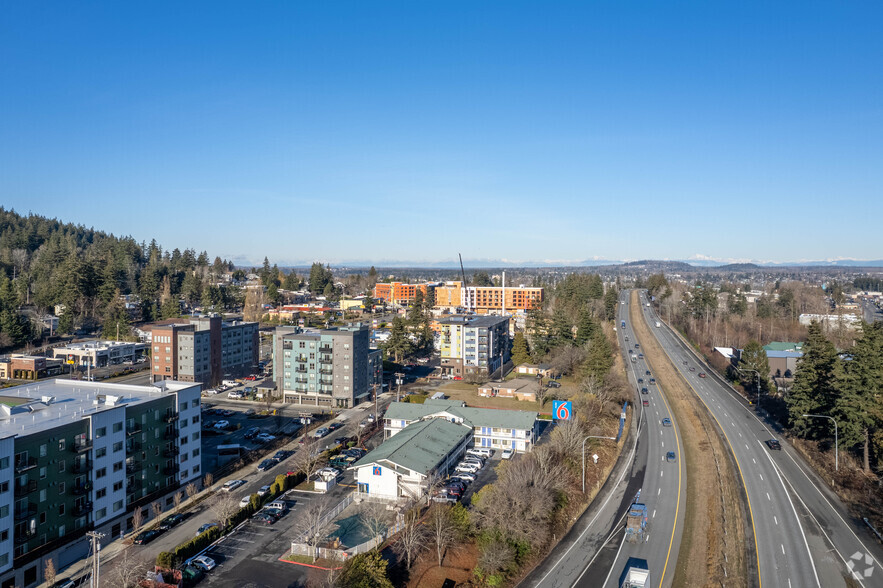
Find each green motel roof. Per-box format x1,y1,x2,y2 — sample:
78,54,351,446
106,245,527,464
762,341,804,352
352,418,472,476
384,400,538,431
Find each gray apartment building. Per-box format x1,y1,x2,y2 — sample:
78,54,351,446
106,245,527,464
273,324,373,408
0,379,202,588
149,316,259,387
438,315,510,377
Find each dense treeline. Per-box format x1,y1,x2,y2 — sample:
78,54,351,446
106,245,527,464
854,277,883,291
0,207,241,348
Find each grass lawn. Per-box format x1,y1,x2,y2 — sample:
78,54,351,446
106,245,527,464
438,382,550,413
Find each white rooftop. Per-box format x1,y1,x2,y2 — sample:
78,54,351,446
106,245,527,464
0,379,198,437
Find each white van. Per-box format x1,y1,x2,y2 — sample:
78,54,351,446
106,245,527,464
223,379,238,387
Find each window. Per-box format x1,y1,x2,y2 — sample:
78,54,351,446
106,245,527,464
180,402,187,412
113,500,123,512
39,489,46,502
192,415,199,424
96,488,107,499
192,448,200,457
0,505,8,518
95,467,107,479
58,460,65,473
39,466,46,479
0,530,7,541
0,456,7,469
58,524,65,537
96,508,107,519
180,437,187,445
113,461,123,473
39,443,47,457
192,465,200,474
113,422,123,433
96,447,107,458
191,399,198,409
180,469,188,478
112,481,123,492
113,441,123,453
192,432,200,441
58,439,66,451
0,481,7,493
95,427,106,438
59,482,65,494
58,504,65,516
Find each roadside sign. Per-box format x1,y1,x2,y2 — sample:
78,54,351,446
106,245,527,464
553,400,572,420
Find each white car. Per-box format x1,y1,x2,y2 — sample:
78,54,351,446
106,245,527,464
257,485,271,497
501,449,514,460
190,555,216,571
221,479,246,492
452,472,476,482
256,433,276,442
227,391,243,399
213,420,230,429
469,448,494,458
455,464,480,474
239,496,251,508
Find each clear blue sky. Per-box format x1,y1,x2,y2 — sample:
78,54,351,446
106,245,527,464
2,1,881,266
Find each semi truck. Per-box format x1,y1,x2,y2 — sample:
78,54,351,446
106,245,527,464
625,502,648,542
619,558,649,588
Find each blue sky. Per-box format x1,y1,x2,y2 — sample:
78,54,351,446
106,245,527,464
2,1,881,266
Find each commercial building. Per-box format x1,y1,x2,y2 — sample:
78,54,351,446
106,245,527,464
0,355,64,381
384,399,539,453
762,342,804,378
272,324,372,408
434,281,544,313
148,316,259,388
798,313,861,331
372,282,436,306
52,341,148,368
0,379,201,588
438,315,510,377
351,418,472,502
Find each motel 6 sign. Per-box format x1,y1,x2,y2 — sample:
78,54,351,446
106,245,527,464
553,400,572,421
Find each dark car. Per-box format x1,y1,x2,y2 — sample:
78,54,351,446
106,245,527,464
444,486,462,498
158,513,186,531
642,399,649,406
328,422,343,432
244,427,260,440
662,418,672,427
257,458,278,472
635,344,640,349
547,381,561,388
645,370,651,376
649,378,656,384
766,439,782,450
254,512,277,525
273,450,291,461
637,378,644,384
666,451,677,462
699,372,707,378
133,529,160,545
641,387,649,394
334,436,350,445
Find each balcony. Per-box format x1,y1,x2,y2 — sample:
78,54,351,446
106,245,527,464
71,482,92,496
294,377,308,384
126,441,141,455
163,464,180,475
319,378,334,385
14,528,35,545
73,502,93,517
163,429,178,440
14,457,36,473
319,345,332,353
14,480,37,497
126,461,141,474
295,367,307,374
127,478,142,492
14,503,37,521
71,441,92,454
164,411,179,423
126,424,142,436
163,447,179,458
319,356,332,364
71,460,92,474
295,355,308,362
319,368,333,376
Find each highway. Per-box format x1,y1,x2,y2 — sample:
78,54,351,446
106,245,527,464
639,292,883,587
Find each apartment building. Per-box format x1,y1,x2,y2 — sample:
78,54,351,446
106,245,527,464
372,282,436,305
273,324,371,408
0,379,201,588
438,315,510,377
149,316,259,387
434,280,544,313
52,340,148,368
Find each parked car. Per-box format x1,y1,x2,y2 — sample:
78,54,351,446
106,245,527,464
254,512,277,525
766,439,782,451
455,464,480,474
133,529,160,545
314,427,330,438
547,381,561,388
190,555,217,571
239,496,252,508
221,479,246,492
453,472,476,482
213,420,230,430
257,458,278,472
227,391,243,399
272,450,291,461
266,500,288,511
158,513,186,531
256,433,276,443
662,418,672,427
263,506,285,519
244,427,260,440
195,523,218,536
501,448,514,460
328,422,343,431
359,420,368,429
221,409,235,417
257,484,272,497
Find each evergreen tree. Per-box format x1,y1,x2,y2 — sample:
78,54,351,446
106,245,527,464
267,283,280,304
786,322,841,438
583,331,614,380
363,293,374,313
101,289,131,340
527,309,552,360
336,550,394,588
588,274,604,300
322,281,335,300
834,322,883,471
409,290,425,327
308,262,327,293
384,317,413,363
367,265,377,285
604,287,619,321
550,307,573,348
511,332,531,366
575,307,599,346
472,272,493,287
738,340,771,395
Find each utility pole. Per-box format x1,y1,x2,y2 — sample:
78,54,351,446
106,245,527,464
395,372,404,402
373,381,378,423
86,531,104,588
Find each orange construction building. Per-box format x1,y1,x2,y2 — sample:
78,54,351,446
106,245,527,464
434,281,543,313
373,282,435,305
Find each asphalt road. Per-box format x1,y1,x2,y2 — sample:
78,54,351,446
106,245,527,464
860,299,883,324
641,293,883,587
524,292,684,588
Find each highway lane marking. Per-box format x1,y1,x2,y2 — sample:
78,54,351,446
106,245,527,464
600,536,628,588
760,441,821,587
658,488,661,496
653,509,656,518
782,544,786,554
753,458,757,464
759,474,763,481
767,493,771,501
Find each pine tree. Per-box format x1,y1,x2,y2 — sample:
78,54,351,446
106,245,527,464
604,287,619,321
101,289,131,340
308,262,327,293
583,331,614,380
786,322,841,438
384,317,413,363
511,333,531,366
575,307,599,346
409,290,425,327
738,340,771,395
550,307,573,348
835,322,883,471
588,274,604,300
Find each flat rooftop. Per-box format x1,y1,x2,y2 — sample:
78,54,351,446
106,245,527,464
56,340,145,351
437,315,508,327
0,379,198,437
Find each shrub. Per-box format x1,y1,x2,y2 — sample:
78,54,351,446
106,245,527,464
156,551,174,569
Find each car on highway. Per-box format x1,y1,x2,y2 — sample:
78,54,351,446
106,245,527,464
642,399,649,406
195,523,218,536
634,344,640,349
501,448,514,460
689,367,696,372
662,418,672,427
257,458,278,472
133,529,160,545
645,370,651,376
641,387,649,394
221,479,246,492
638,354,644,359
649,378,656,384
766,439,782,450
637,378,643,384
698,372,707,378
190,555,217,571
666,451,677,462
158,513,186,531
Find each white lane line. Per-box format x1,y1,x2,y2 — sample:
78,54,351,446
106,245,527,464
767,493,771,501
658,488,661,496
781,544,785,555
745,444,750,450
653,509,656,519
753,458,757,464
774,516,779,525
661,442,664,447
759,474,764,481
660,471,663,477
600,536,628,588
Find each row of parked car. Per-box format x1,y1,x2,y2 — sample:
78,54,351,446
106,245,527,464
132,512,188,545
434,448,495,502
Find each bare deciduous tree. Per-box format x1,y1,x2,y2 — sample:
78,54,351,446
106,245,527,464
359,500,389,545
292,437,325,483
393,508,427,570
293,497,332,561
102,546,148,588
150,500,163,521
428,503,457,567
44,558,56,586
185,482,198,501
131,507,144,535
173,491,183,513
549,416,586,457
202,473,214,490
210,491,240,530
478,536,514,577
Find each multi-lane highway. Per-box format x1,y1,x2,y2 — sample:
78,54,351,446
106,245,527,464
639,292,883,587
525,292,684,588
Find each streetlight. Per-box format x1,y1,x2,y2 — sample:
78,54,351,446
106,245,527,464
737,367,763,410
582,435,617,493
802,414,838,471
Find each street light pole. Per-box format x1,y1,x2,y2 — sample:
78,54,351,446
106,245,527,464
803,413,838,471
738,367,762,410
582,435,617,493
395,372,404,402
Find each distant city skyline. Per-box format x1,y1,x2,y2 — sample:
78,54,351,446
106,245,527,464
2,2,881,264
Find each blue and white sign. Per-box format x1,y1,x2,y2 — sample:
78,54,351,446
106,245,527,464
553,400,572,421
372,466,382,476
